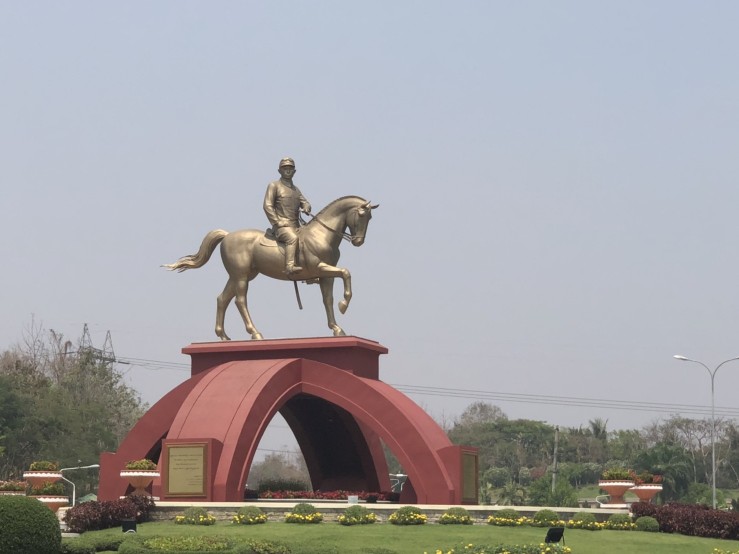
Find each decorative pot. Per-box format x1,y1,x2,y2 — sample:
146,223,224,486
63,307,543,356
28,495,69,513
22,471,63,488
630,484,663,503
120,470,159,496
598,480,635,504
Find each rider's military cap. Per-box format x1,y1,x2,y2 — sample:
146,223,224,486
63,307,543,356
279,157,296,168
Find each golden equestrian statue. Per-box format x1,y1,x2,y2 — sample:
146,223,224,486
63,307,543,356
164,158,378,340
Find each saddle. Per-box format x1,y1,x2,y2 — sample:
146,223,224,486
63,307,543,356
260,226,305,248
260,227,279,246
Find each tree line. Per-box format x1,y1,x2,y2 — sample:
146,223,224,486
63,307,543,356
0,323,146,497
447,401,739,506
2,325,737,506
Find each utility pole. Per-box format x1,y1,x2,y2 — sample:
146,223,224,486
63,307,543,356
551,426,559,494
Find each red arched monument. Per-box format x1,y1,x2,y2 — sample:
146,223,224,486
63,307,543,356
99,337,477,504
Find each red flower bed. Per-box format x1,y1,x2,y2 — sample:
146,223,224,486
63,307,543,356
258,490,394,501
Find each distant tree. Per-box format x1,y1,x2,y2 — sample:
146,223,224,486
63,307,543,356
633,442,692,502
497,480,526,506
448,411,554,478
608,429,647,463
456,402,507,426
527,475,578,507
0,323,146,495
246,451,309,489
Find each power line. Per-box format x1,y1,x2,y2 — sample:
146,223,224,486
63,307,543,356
390,384,739,418
115,355,738,419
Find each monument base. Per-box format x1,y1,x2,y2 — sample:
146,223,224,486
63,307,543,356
99,336,477,504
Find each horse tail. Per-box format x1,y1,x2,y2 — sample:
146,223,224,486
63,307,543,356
162,229,229,272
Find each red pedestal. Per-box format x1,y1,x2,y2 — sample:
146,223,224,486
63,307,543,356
99,337,476,504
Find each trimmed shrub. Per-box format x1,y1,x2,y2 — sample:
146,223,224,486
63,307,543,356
60,542,96,554
494,508,520,520
258,478,309,492
64,495,155,533
174,506,216,525
239,540,291,554
635,515,660,532
605,512,635,530
531,508,561,527
233,505,267,525
438,506,473,525
119,535,242,553
285,502,322,523
0,494,61,554
567,511,601,530
388,505,427,525
62,535,128,553
338,504,376,525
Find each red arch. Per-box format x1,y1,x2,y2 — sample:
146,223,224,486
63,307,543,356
99,339,472,504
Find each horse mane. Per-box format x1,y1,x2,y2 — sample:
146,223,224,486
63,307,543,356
312,195,367,219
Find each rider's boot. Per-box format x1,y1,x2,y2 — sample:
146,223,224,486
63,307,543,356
284,242,303,274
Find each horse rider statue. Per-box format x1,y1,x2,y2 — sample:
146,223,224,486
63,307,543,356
263,157,312,275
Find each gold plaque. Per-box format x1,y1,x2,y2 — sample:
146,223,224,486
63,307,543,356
462,450,478,503
166,443,207,496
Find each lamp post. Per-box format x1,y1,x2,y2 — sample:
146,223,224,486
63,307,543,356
673,355,739,509
60,464,100,506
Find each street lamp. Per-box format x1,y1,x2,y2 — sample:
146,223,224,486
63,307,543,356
60,464,100,506
673,354,739,509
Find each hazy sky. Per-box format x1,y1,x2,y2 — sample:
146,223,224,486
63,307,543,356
2,2,739,460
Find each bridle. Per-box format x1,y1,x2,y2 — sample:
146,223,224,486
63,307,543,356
300,210,366,243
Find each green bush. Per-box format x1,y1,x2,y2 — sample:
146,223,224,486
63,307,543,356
119,535,243,553
285,502,322,523
388,505,427,525
571,511,596,523
60,541,96,554
567,511,600,530
604,512,635,530
338,504,376,525
238,540,291,554
29,481,67,495
124,459,158,470
0,494,62,554
635,515,660,532
233,505,267,525
438,506,473,525
174,506,216,525
531,508,561,527
258,478,309,492
29,460,60,471
494,508,520,520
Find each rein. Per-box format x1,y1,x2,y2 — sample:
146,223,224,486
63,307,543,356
300,213,362,242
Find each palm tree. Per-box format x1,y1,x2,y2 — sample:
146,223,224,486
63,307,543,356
634,442,692,502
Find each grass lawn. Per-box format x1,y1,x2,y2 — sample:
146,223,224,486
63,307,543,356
76,520,739,554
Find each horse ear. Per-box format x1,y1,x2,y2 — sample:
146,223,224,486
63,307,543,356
370,203,379,209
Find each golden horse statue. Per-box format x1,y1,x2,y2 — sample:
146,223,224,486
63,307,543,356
164,196,378,340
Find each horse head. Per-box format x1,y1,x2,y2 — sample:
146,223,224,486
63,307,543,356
348,200,379,246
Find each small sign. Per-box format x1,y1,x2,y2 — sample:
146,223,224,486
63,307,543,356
462,450,478,504
165,443,207,497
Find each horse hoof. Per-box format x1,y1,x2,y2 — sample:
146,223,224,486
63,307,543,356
252,333,264,340
333,328,346,337
338,300,348,314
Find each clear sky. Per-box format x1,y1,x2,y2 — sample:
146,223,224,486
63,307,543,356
2,2,739,459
